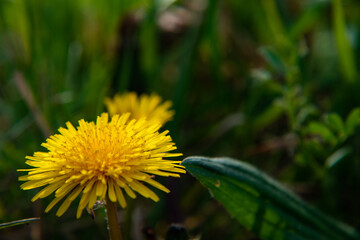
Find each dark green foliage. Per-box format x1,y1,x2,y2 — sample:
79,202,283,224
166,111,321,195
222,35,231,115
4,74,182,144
1,0,360,239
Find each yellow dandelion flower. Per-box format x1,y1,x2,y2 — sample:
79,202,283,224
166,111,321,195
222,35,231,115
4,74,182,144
104,92,174,126
18,113,185,218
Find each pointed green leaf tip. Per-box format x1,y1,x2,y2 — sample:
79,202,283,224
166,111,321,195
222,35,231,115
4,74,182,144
181,156,360,240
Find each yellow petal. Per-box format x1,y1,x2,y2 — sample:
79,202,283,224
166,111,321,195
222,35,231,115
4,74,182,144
32,181,64,202
144,178,170,193
20,179,53,190
114,184,127,208
45,195,66,213
128,180,159,202
108,180,117,202
56,194,73,217
77,190,92,218
87,186,98,209
83,179,96,193
123,184,136,199
69,185,84,201
55,182,77,198
95,181,105,197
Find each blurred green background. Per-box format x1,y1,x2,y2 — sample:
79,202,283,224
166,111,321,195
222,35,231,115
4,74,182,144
1,0,360,239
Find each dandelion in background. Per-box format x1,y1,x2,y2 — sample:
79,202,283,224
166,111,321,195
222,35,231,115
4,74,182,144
18,113,184,219
105,92,174,126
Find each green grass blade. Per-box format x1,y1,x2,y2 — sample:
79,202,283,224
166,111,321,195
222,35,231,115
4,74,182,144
181,156,360,240
139,1,159,91
289,2,328,40
261,0,286,43
332,0,357,83
0,218,40,230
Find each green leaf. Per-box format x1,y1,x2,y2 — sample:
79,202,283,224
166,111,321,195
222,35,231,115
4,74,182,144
0,218,40,229
306,122,337,146
325,113,345,139
345,108,360,135
181,156,360,240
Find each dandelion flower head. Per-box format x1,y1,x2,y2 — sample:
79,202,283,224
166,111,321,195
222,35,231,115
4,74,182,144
105,92,174,126
19,113,184,218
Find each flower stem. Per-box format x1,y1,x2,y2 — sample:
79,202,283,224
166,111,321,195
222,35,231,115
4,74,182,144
105,196,122,240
